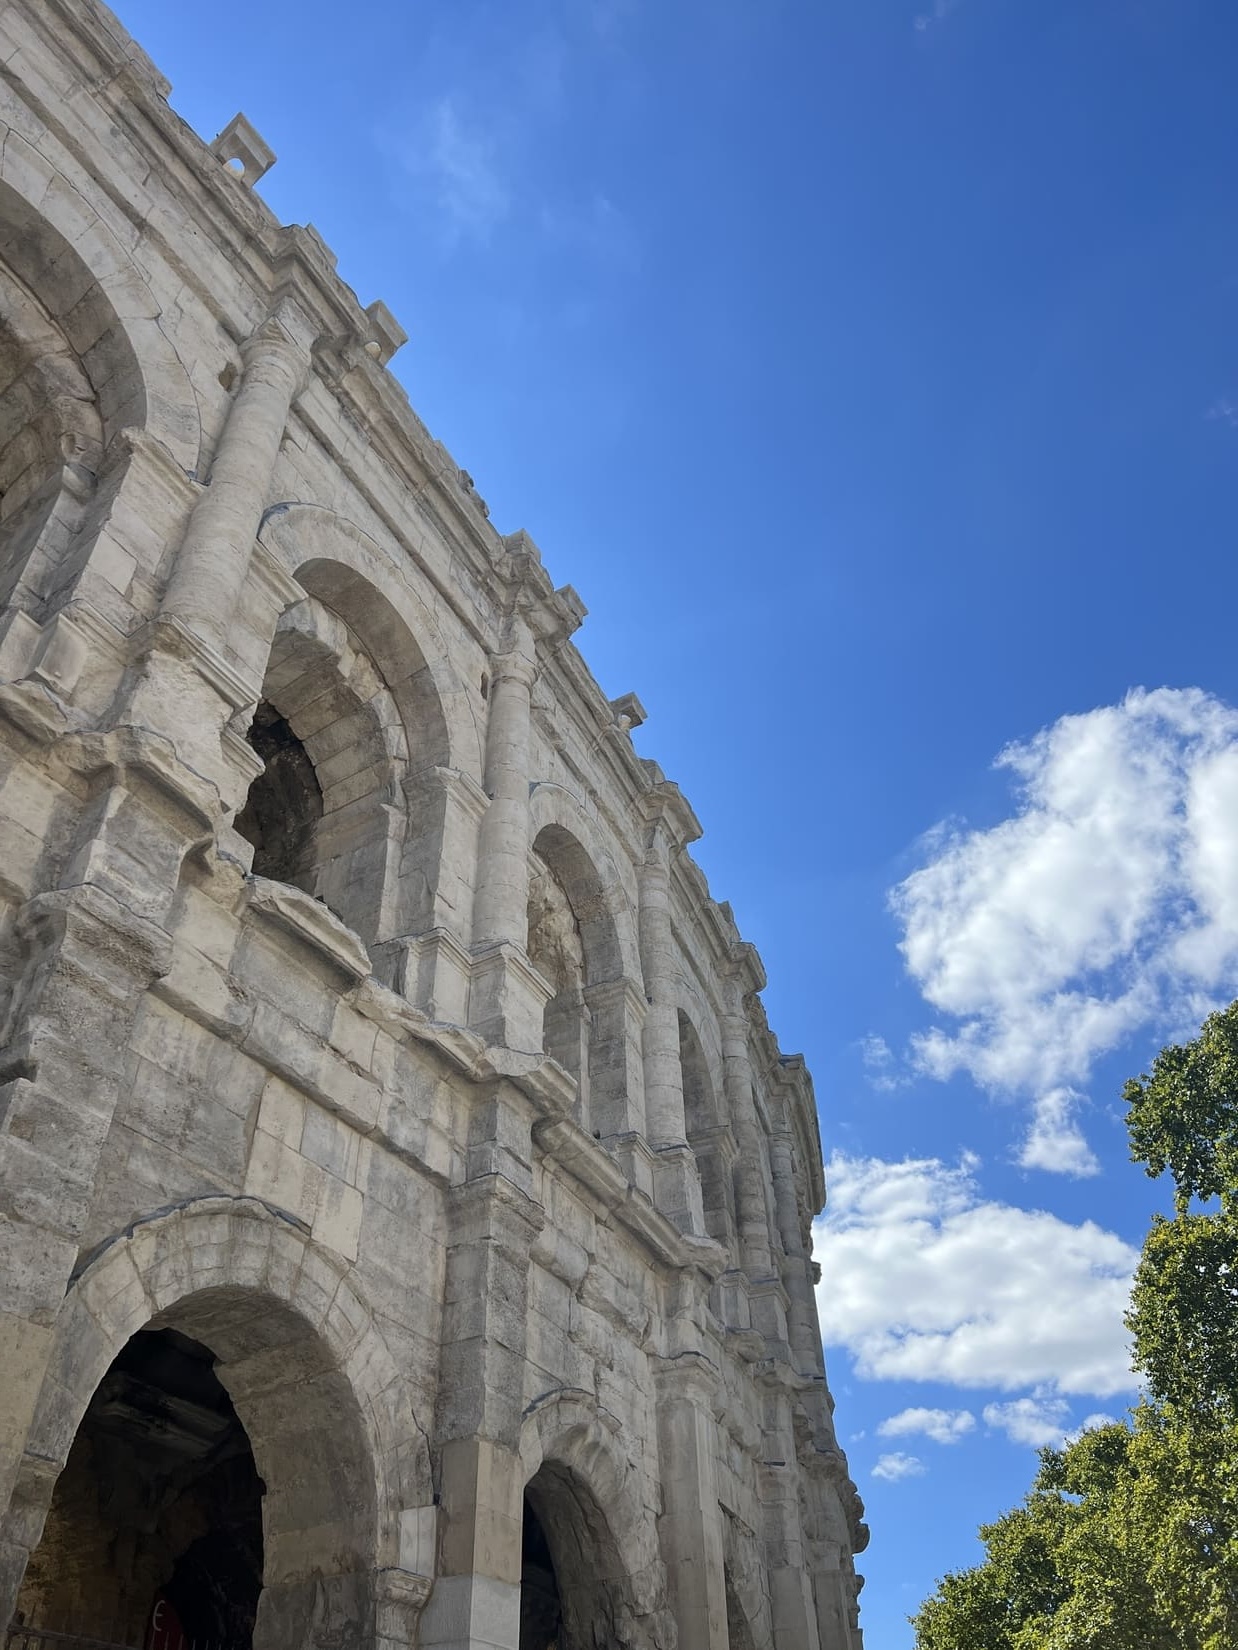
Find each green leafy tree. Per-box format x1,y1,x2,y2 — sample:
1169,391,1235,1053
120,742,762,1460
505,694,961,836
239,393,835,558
911,1002,1238,1649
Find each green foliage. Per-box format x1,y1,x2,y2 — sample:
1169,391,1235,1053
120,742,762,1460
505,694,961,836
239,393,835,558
1124,999,1238,1215
1130,1212,1238,1420
913,1411,1238,1650
911,1004,1238,1648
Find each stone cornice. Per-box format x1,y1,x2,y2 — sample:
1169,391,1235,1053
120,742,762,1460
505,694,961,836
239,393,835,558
532,1113,728,1280
243,877,372,983
640,774,703,853
727,939,768,1000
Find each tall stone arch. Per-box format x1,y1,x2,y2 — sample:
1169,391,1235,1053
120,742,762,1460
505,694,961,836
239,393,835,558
0,159,200,648
0,162,200,471
675,1007,736,1253
253,507,488,1000
3,1197,433,1650
518,1392,673,1650
527,788,645,1139
526,784,640,981
235,592,410,946
258,503,481,781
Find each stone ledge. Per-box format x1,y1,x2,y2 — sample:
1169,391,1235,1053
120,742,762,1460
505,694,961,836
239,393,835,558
243,876,372,982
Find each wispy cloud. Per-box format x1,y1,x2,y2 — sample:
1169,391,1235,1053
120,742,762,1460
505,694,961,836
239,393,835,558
915,0,966,32
890,688,1238,1170
814,1151,1138,1397
859,1033,902,1092
878,1407,975,1445
1207,397,1238,429
981,1396,1120,1449
872,1451,927,1482
382,3,641,268
411,95,511,244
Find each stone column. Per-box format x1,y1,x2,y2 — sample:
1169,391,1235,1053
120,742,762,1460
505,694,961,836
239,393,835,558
468,634,549,1050
122,306,313,801
769,1127,824,1373
812,1555,859,1650
654,1351,729,1650
638,797,704,1234
160,311,310,650
421,1170,544,1650
721,968,774,1284
760,1376,823,1650
471,639,535,950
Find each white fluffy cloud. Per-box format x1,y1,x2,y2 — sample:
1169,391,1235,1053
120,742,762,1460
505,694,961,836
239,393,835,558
872,1451,927,1482
982,1397,1072,1448
878,1407,975,1445
1019,1089,1099,1178
981,1398,1121,1449
891,688,1238,1171
814,1152,1138,1397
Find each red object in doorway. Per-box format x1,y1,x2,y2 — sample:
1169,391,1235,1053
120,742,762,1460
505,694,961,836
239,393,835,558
147,1597,187,1650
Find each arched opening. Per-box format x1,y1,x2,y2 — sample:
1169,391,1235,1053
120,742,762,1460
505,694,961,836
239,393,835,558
519,1463,636,1650
14,1327,264,1650
527,823,629,1137
10,1288,382,1650
0,176,196,476
724,1566,758,1650
234,702,323,891
518,1492,561,1650
527,851,590,1117
0,172,197,634
0,261,102,616
235,596,407,945
4,1206,430,1650
679,1012,736,1250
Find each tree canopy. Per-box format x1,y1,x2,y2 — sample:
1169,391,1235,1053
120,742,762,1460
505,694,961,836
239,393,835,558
911,1001,1238,1649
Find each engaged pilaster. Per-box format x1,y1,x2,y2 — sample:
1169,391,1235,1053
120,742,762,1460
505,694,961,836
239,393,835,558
0,730,217,1605
760,1371,825,1650
123,303,313,798
423,1170,545,1650
467,565,584,1055
639,782,705,1234
722,951,776,1284
654,1311,728,1650
468,636,549,1050
161,309,311,648
769,1120,827,1375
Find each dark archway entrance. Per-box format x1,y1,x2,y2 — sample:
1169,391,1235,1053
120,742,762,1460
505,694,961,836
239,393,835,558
519,1461,645,1650
13,1329,264,1650
518,1493,561,1650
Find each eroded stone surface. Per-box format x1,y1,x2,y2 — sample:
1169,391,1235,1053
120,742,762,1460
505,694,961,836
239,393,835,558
0,4,867,1647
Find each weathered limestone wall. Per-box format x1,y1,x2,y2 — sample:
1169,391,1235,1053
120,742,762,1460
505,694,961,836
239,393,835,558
0,3,867,1648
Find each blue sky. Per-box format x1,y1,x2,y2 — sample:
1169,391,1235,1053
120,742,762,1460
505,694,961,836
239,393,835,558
112,0,1238,1642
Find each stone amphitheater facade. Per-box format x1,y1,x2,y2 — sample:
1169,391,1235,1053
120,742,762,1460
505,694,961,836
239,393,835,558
0,4,867,1648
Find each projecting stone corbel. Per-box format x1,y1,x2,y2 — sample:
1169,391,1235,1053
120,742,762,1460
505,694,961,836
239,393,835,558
210,112,276,186
609,690,647,733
